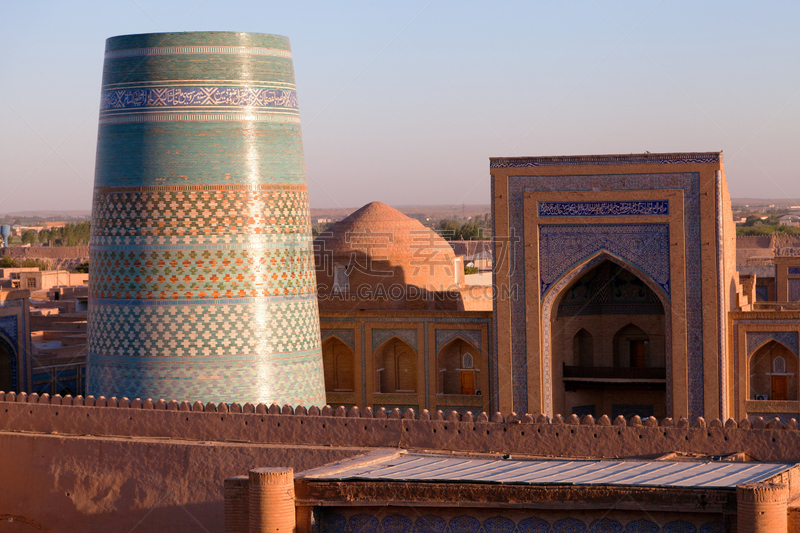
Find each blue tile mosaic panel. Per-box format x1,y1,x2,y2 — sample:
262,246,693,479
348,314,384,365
746,331,799,357
315,510,722,533
539,224,671,298
88,32,325,406
790,279,800,302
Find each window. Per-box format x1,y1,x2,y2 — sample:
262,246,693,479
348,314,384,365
462,352,474,369
774,356,787,374
333,264,349,294
26,278,36,288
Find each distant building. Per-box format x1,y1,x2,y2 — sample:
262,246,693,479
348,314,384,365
779,214,800,227
17,270,87,292
0,268,40,289
41,221,66,229
450,240,493,270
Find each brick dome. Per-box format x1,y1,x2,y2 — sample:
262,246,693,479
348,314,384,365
315,202,460,304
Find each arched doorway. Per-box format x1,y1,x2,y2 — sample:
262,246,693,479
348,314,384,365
613,324,650,368
750,340,797,401
322,337,355,392
553,260,667,419
437,338,480,395
375,338,417,394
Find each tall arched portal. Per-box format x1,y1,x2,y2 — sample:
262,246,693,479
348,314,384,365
553,261,667,419
491,152,732,420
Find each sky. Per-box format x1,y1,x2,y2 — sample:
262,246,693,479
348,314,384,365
0,1,799,212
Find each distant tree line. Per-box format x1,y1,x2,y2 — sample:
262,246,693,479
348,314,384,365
436,213,491,241
19,221,91,246
736,225,800,236
0,256,50,270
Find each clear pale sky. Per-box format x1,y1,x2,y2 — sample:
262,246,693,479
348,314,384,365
1,1,798,212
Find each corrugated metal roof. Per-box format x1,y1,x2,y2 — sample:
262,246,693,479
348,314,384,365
312,453,793,489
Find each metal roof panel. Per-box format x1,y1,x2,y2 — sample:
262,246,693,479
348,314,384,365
312,453,794,489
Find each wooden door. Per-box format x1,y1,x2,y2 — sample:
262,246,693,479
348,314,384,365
630,340,646,368
772,375,788,401
460,370,476,395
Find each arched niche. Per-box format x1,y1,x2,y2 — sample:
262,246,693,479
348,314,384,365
544,253,670,419
322,336,355,392
573,329,593,367
375,337,417,394
437,337,481,395
749,340,797,401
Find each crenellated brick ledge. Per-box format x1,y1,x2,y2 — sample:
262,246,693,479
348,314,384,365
0,390,793,430
2,391,800,462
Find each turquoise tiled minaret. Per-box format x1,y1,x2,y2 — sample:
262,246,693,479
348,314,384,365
87,32,326,406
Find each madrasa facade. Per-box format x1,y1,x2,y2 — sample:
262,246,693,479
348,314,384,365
489,152,800,424
312,151,800,425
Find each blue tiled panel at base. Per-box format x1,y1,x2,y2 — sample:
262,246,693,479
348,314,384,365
746,331,799,356
538,200,668,217
314,510,722,533
88,349,323,405
504,172,703,416
88,32,326,406
790,279,800,302
87,296,324,405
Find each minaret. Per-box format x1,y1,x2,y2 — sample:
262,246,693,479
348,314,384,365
87,32,326,406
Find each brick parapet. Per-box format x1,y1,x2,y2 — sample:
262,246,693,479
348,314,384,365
4,392,800,461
